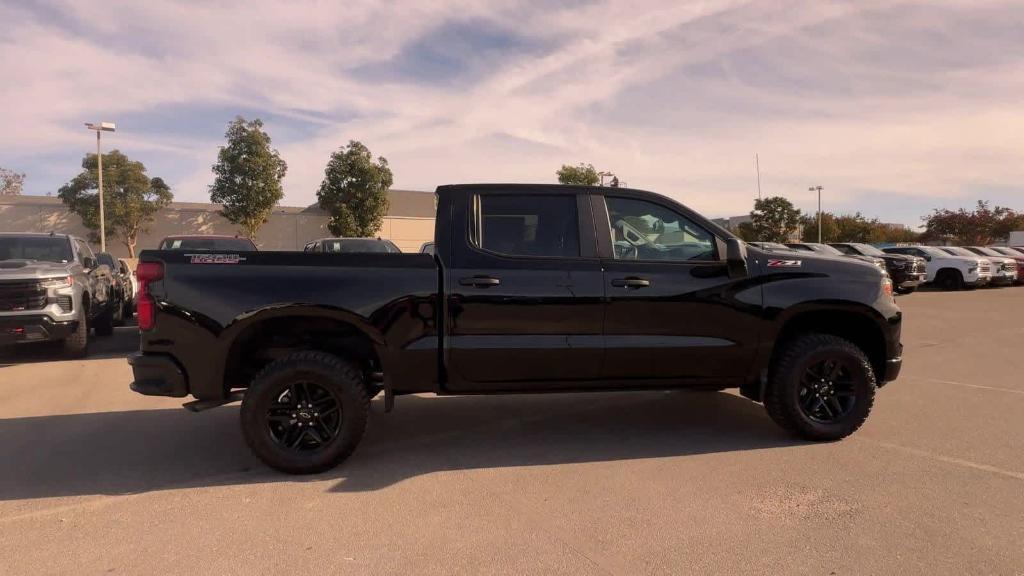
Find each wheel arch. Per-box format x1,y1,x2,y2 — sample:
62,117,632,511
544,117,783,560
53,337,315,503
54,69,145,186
218,305,389,397
765,303,888,395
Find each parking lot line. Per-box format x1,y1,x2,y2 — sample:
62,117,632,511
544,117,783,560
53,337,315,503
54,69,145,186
903,376,1024,396
864,439,1024,482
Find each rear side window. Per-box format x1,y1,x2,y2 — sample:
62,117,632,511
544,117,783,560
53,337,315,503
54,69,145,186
474,195,579,258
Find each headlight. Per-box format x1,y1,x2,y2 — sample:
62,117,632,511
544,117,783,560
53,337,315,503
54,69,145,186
40,276,73,289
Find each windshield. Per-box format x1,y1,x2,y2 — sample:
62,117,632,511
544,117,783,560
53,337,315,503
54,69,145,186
941,247,977,257
805,243,844,255
850,243,885,256
992,247,1024,257
323,239,400,254
0,236,74,263
160,237,257,251
970,247,1002,257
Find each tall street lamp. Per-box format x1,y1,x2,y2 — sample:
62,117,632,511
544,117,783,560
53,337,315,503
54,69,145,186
85,122,116,253
808,185,823,243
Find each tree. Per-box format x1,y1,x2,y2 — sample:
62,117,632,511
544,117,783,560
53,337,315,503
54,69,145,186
735,221,757,241
209,117,287,239
316,141,393,237
921,201,1021,245
1,167,25,195
749,196,801,243
799,212,839,242
556,163,600,186
57,150,172,257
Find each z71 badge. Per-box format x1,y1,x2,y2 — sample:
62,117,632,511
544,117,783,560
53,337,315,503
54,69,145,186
767,259,802,268
185,253,247,264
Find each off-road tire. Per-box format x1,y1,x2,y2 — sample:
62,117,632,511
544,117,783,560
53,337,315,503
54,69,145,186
61,312,89,358
112,296,126,327
93,305,115,336
764,334,876,441
241,351,370,474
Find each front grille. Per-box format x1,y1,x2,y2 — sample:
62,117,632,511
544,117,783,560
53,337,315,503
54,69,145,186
0,280,47,311
980,264,991,274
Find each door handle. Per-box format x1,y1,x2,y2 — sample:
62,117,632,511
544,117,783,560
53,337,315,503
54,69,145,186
459,276,501,288
611,277,651,288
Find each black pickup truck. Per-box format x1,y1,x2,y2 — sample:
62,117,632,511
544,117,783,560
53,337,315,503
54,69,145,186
130,184,903,474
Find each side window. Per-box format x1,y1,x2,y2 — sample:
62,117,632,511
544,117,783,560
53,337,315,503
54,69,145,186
474,194,579,258
833,245,854,255
604,197,716,262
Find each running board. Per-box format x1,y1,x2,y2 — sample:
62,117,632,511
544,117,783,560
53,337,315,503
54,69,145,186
183,391,245,412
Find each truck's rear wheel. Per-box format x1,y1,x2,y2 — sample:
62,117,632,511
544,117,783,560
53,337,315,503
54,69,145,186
764,334,875,441
240,351,369,474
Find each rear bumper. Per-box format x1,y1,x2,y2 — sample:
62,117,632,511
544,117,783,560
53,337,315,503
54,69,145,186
128,353,189,397
0,315,77,346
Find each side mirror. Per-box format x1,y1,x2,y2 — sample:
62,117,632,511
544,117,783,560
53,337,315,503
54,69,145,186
83,256,96,270
726,238,748,279
923,255,931,262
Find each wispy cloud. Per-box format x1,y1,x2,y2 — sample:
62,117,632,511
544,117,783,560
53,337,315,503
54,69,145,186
2,0,1021,225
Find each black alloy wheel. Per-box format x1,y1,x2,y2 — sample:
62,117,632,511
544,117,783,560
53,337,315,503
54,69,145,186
266,381,342,452
797,358,858,423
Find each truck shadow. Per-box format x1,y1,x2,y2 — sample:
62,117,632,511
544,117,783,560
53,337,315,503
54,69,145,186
0,322,138,366
0,391,804,501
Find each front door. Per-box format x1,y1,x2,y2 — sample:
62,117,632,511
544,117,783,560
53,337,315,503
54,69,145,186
597,194,761,386
445,190,605,390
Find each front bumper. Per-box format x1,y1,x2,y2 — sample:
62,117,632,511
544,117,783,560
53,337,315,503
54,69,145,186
128,353,189,397
0,315,78,346
989,273,1015,286
892,271,926,289
882,353,902,383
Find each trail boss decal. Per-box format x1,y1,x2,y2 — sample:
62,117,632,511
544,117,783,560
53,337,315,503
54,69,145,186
767,259,802,268
185,253,247,264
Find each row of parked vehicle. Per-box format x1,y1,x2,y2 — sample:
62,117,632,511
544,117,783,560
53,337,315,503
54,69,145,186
0,232,136,357
749,241,1023,292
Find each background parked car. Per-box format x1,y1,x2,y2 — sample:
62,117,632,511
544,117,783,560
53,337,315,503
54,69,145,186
158,235,258,251
303,238,401,253
987,247,1024,284
830,242,927,294
747,241,795,251
952,247,1016,286
96,252,131,326
883,245,991,290
119,258,138,305
786,242,888,274
420,242,435,255
0,233,115,357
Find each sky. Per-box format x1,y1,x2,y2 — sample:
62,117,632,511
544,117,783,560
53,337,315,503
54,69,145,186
2,0,1023,227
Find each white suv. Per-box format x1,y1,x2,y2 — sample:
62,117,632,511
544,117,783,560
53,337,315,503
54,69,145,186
882,245,991,291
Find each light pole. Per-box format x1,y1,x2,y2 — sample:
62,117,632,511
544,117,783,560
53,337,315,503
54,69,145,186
808,185,823,243
85,122,116,253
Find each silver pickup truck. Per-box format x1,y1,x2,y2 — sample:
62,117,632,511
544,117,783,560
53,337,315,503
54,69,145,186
0,233,115,357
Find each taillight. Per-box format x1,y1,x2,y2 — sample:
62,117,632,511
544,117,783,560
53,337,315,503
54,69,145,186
135,261,164,331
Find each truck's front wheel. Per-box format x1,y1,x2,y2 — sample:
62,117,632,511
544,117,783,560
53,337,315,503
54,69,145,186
764,334,876,441
241,351,370,474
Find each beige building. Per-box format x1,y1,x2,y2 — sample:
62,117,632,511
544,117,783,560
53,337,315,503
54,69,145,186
0,190,436,257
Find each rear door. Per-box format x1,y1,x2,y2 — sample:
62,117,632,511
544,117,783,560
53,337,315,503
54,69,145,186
445,188,604,390
596,193,761,386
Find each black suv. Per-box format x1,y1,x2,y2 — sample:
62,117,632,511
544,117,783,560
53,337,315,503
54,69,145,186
830,243,927,294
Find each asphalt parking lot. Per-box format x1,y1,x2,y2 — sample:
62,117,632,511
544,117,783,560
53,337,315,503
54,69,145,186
1,289,1022,575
